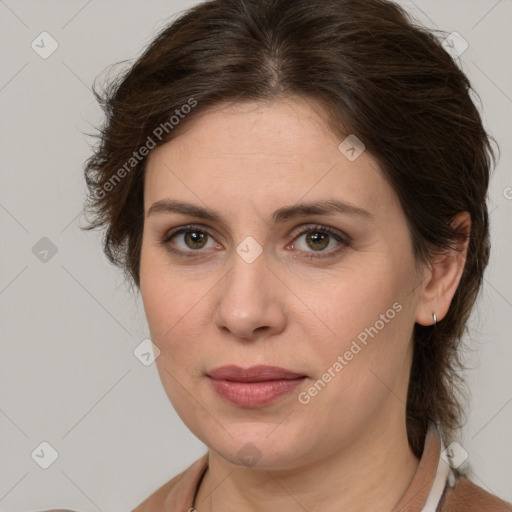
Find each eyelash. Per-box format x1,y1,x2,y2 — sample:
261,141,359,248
160,223,351,260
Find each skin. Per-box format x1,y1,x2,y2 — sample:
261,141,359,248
139,96,470,512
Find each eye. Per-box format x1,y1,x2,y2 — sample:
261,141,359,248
160,224,219,257
160,223,350,259
289,224,350,259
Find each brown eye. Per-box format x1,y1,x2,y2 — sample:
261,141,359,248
304,231,330,251
181,230,209,250
290,225,351,259
162,225,218,256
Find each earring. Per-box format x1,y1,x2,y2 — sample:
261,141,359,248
433,312,437,326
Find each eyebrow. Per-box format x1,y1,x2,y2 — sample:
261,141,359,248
147,199,374,224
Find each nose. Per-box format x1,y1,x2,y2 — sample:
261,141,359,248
213,247,287,341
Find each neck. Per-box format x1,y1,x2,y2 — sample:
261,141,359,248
194,407,420,512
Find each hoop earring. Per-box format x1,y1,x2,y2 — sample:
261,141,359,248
433,313,437,326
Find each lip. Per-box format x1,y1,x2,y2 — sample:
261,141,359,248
207,365,307,407
208,365,305,382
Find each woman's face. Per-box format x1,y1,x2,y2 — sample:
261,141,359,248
139,96,428,469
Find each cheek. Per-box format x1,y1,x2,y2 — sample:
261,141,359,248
140,264,216,383
142,282,206,359
140,246,199,340
141,272,209,416
303,266,409,351
296,260,417,400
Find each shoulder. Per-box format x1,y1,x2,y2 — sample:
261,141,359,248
131,454,209,512
131,471,186,512
440,474,512,511
33,476,184,512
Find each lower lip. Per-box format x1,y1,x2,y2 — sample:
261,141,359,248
209,377,306,407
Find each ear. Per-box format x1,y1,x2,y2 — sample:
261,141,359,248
415,211,471,326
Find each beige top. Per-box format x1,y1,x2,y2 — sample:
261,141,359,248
131,423,512,511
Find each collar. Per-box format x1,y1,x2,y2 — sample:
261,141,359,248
162,421,452,511
394,421,454,511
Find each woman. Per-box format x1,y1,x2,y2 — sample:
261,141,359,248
76,0,510,510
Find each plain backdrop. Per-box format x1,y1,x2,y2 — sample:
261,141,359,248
0,0,511,510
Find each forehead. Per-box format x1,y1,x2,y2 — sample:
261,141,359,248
143,97,397,221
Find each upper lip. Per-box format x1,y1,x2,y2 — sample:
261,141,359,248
208,365,306,382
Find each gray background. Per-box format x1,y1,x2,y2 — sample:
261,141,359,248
0,0,511,510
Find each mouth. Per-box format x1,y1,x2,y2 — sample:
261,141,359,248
207,365,307,407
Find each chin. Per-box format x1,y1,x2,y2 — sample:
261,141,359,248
204,424,314,470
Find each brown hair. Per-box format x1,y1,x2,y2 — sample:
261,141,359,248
82,0,496,457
